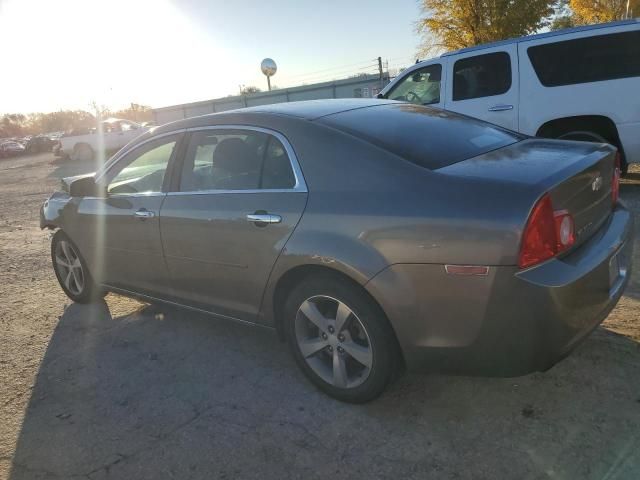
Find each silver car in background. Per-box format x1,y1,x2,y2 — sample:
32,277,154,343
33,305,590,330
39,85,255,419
41,99,633,402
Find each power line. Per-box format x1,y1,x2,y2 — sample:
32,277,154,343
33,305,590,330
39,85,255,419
290,69,379,86
285,59,379,80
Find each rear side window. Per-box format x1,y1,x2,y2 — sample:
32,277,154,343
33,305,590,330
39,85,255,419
178,129,296,192
317,104,521,170
453,52,512,101
527,31,640,87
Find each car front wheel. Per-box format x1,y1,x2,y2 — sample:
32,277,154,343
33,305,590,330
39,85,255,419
51,231,102,303
284,275,400,403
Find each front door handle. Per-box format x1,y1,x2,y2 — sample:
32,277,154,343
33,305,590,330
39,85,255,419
488,104,514,112
134,208,155,219
246,213,282,224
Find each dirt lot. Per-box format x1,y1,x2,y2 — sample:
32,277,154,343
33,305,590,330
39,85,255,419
1,152,639,480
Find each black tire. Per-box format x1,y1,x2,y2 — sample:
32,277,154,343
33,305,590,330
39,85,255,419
51,230,102,303
556,130,608,143
71,143,94,162
283,274,401,403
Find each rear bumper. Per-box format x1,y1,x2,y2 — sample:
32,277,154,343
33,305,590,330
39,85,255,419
366,203,634,376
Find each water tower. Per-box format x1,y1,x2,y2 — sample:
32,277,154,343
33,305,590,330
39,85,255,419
261,58,277,91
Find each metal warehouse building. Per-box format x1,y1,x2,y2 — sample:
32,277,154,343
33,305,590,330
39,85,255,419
152,73,390,124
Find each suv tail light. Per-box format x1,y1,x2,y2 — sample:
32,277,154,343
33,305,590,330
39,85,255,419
518,194,575,269
612,152,621,205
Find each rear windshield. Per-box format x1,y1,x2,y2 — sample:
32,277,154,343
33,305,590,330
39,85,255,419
317,103,521,169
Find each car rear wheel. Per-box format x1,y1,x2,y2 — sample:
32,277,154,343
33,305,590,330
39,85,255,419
284,275,400,403
71,143,94,162
51,231,102,303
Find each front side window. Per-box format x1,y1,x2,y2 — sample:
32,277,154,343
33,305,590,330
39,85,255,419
387,64,441,105
453,52,512,101
106,136,178,195
527,31,640,87
179,129,296,192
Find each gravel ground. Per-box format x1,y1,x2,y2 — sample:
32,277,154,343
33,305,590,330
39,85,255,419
1,153,639,480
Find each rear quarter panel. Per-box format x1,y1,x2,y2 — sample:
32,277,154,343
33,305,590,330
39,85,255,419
255,116,534,325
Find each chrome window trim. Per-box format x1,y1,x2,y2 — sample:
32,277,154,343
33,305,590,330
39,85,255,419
166,189,307,196
83,192,166,200
172,124,308,194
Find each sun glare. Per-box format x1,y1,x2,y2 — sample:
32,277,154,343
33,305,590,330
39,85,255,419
0,0,234,113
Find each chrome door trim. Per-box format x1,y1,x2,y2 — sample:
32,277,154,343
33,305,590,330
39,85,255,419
134,209,156,219
102,284,275,330
166,189,307,196
82,192,166,201
488,104,514,112
246,213,282,224
95,124,309,196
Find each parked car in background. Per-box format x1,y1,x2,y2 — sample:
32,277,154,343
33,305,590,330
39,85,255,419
41,100,632,402
24,135,55,154
0,140,26,158
379,19,640,173
59,118,150,161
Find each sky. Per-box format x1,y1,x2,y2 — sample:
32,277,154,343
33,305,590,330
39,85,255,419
0,0,423,114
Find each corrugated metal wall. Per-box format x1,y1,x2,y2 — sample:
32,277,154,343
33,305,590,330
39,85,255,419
153,74,390,125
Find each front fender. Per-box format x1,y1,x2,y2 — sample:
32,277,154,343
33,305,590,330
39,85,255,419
40,192,72,230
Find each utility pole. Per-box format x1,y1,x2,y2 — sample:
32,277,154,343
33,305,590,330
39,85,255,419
377,56,383,90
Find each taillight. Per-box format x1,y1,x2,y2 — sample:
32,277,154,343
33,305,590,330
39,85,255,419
518,194,575,269
612,152,621,205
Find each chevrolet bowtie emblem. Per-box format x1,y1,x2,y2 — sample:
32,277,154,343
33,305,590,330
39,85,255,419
592,175,603,192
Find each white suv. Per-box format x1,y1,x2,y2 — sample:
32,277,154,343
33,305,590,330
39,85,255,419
379,19,640,173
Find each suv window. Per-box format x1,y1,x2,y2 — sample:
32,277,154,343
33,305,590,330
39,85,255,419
453,52,512,101
317,103,521,170
106,136,178,195
387,64,442,105
527,31,640,87
179,129,296,191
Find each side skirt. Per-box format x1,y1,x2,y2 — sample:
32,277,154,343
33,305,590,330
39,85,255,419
102,284,275,331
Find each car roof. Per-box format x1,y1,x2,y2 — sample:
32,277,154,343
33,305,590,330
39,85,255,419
152,99,399,134
230,99,397,120
441,18,639,57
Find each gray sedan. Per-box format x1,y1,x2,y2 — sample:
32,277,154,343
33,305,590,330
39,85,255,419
41,99,634,403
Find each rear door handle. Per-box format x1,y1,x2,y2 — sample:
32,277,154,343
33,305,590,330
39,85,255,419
246,213,282,224
134,208,155,219
488,104,514,112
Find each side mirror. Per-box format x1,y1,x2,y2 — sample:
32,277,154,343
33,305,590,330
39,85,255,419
69,175,102,197
376,92,385,99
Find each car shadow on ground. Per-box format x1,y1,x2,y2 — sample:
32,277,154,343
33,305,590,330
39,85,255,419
8,298,640,479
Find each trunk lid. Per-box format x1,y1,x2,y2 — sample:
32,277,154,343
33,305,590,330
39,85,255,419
437,138,617,249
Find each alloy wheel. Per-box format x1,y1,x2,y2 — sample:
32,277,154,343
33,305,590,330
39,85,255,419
54,240,85,296
294,295,373,389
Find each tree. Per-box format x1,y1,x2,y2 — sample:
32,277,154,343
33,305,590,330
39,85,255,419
418,0,558,54
569,0,637,24
240,85,262,94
